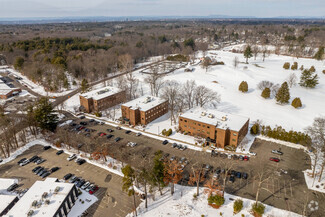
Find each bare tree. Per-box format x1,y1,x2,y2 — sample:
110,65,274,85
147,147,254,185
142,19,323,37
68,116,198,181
253,45,259,60
257,80,274,90
144,66,164,97
305,117,325,183
253,164,273,204
182,80,197,109
161,80,181,125
188,164,206,196
201,57,211,72
194,85,221,108
286,73,298,88
262,46,268,62
118,54,134,73
219,159,237,197
233,56,239,68
125,72,139,100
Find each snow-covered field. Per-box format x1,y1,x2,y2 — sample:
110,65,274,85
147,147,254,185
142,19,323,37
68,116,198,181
128,185,302,217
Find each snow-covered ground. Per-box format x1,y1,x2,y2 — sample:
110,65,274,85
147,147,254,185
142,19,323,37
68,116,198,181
128,185,302,217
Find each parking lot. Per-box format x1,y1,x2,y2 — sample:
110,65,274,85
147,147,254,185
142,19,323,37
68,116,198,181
0,145,140,217
58,116,325,216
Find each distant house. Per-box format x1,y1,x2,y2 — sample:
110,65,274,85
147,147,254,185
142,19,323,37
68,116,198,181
79,86,126,113
0,76,21,99
121,95,168,126
179,108,249,148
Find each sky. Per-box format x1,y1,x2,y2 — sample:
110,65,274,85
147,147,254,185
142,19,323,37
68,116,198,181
0,0,324,18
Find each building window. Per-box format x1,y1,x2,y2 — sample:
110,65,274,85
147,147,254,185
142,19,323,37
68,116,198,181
180,119,183,121
207,126,210,129
207,132,210,134
232,139,236,142
184,120,187,122
198,124,201,126
202,125,205,127
184,125,187,127
233,133,237,136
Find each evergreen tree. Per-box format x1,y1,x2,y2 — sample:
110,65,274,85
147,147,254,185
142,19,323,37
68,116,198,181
33,97,58,131
122,165,137,216
314,46,324,60
261,87,270,99
299,69,319,88
14,56,25,70
275,82,290,104
291,97,302,108
244,45,253,63
238,81,248,93
150,154,165,195
80,79,89,93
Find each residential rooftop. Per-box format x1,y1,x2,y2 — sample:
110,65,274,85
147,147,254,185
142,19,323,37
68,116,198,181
0,76,20,96
5,178,75,217
179,108,249,132
80,86,122,101
122,95,167,112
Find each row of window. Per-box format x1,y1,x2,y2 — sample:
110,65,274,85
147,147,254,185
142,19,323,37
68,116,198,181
179,118,211,129
182,125,211,135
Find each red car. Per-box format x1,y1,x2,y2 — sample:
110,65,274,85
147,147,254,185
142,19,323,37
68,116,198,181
243,156,249,161
98,132,107,137
89,185,98,194
270,157,280,162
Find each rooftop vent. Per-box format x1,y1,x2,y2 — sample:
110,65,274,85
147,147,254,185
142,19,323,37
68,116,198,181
143,96,152,104
97,88,110,95
221,116,227,121
201,112,207,116
208,113,214,118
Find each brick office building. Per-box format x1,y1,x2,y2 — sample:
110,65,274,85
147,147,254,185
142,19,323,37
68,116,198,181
179,108,249,148
121,95,168,126
80,86,126,113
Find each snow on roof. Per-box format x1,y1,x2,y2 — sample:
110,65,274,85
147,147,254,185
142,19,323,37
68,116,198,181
122,95,167,112
0,178,17,192
6,178,75,217
0,195,17,212
80,86,122,101
180,108,249,132
0,80,20,96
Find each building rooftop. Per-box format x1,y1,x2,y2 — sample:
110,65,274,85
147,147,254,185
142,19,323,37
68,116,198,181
80,86,122,101
0,77,20,96
122,95,167,112
0,195,17,213
180,108,249,131
5,178,75,217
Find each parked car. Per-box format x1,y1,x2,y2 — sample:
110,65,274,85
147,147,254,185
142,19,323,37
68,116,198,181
79,115,85,119
229,175,235,183
116,126,121,130
270,157,280,162
29,155,39,162
86,184,94,192
89,185,99,194
243,156,249,161
162,140,169,145
125,130,131,134
115,137,121,142
107,134,113,139
17,158,26,164
136,132,142,136
34,167,44,174
20,159,30,166
180,145,187,151
63,173,73,180
171,143,177,148
50,167,60,173
80,121,87,125
7,183,19,191
107,129,114,133
249,152,257,156
41,171,51,178
236,172,242,178
36,158,46,165
98,132,106,137
0,158,3,163
56,150,64,155
89,119,95,122
43,146,51,150
67,154,77,161
76,159,86,165
239,155,244,161
69,176,77,183
271,150,283,155
81,182,91,190
39,169,48,176
242,172,248,179
76,179,86,188
32,166,41,173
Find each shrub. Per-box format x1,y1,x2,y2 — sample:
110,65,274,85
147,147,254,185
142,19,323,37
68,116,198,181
233,199,243,214
208,194,225,208
193,193,198,200
261,87,270,99
242,214,245,217
94,112,102,117
291,62,298,70
260,125,311,146
166,54,189,62
300,65,304,71
291,97,302,108
162,129,167,135
309,66,316,72
322,70,325,74
283,62,290,69
239,81,248,93
251,202,265,217
250,123,260,135
166,128,172,136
